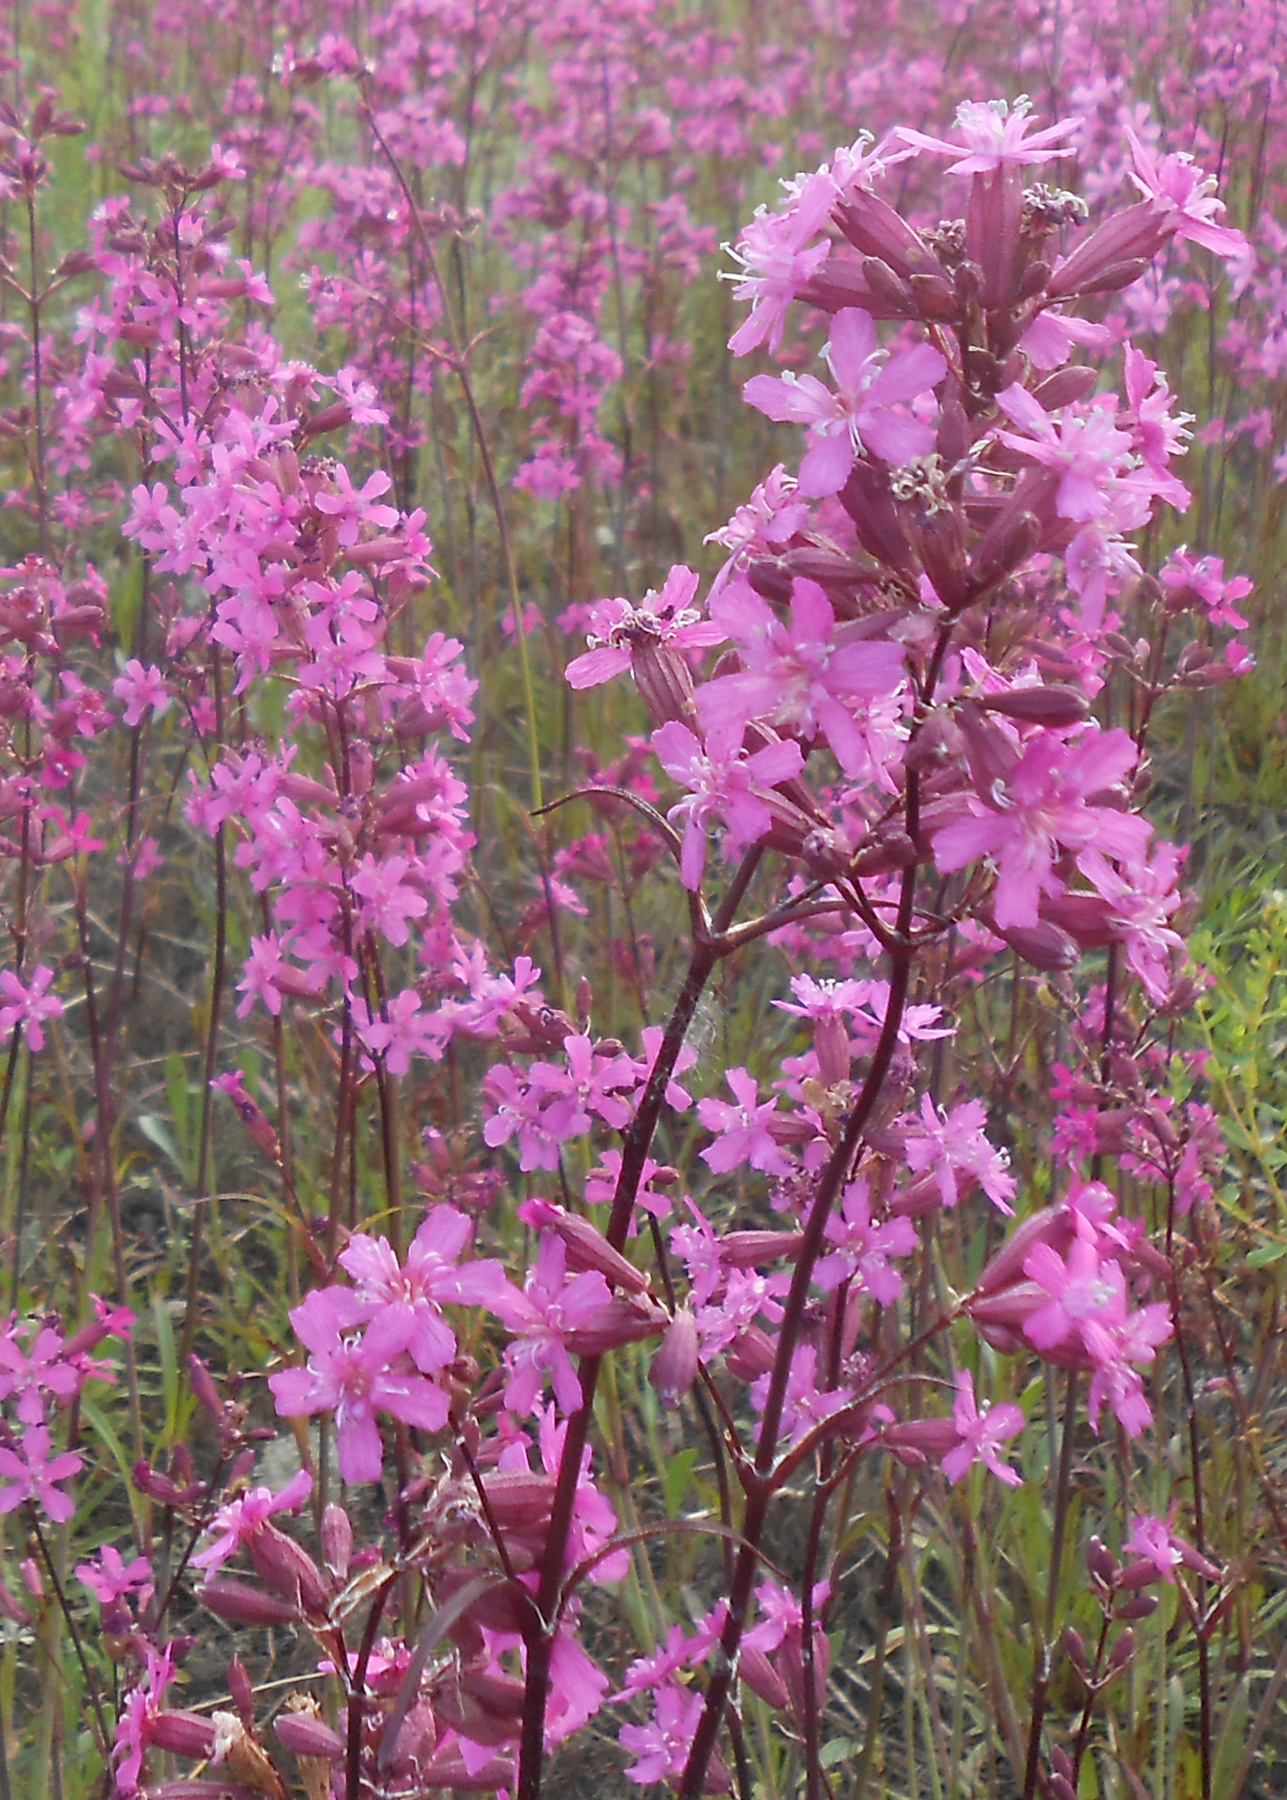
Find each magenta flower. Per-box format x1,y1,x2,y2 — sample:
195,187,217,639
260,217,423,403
904,1096,1016,1214
191,1468,313,1580
698,1067,794,1178
112,659,170,728
1023,1236,1127,1363
0,965,65,1052
994,385,1137,522
620,1680,706,1786
940,1371,1024,1485
0,1320,82,1423
564,564,725,690
653,719,804,890
350,853,429,947
487,1233,615,1416
696,576,906,771
337,1205,504,1373
0,1424,83,1523
268,1289,450,1484
931,727,1152,930
76,1544,153,1608
1123,121,1247,259
723,167,838,357
744,308,946,495
113,1644,175,1795
898,96,1081,175
814,1180,918,1300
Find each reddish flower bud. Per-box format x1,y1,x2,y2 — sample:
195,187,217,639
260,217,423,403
228,1657,256,1729
516,1198,647,1293
150,1709,218,1758
649,1308,700,1405
201,1576,301,1626
1115,1592,1160,1621
995,921,1081,972
740,1646,790,1709
274,1708,344,1760
1047,202,1171,299
248,1523,329,1617
982,684,1090,727
320,1505,352,1581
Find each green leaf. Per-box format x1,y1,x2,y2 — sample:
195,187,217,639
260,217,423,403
663,1447,699,1519
1247,1242,1287,1267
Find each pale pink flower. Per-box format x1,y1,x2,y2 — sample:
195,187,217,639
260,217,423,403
0,1423,83,1522
653,719,804,889
897,97,1080,174
1123,121,1247,259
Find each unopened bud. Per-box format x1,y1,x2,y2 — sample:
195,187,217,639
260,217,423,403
1107,1627,1136,1672
151,1709,218,1758
1060,1626,1088,1672
649,1308,699,1406
274,1706,344,1760
320,1505,352,1581
248,1523,328,1616
201,1576,301,1626
982,684,1089,727
1115,1592,1159,1621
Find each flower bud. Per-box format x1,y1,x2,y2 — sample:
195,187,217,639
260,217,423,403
1114,1592,1159,1621
151,1709,217,1758
1107,1627,1136,1672
632,640,697,728
201,1576,301,1627
1059,1627,1088,1673
228,1657,256,1729
649,1308,700,1406
274,1705,343,1760
996,920,1081,971
320,1505,352,1581
982,684,1089,727
249,1523,329,1617
1046,202,1170,299
517,1199,648,1293
1087,1536,1119,1589
741,1646,790,1709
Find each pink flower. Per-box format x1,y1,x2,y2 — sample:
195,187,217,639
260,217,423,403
744,308,946,495
191,1469,313,1580
487,1234,615,1416
814,1180,918,1299
565,565,725,690
904,1096,1016,1213
268,1289,450,1484
932,727,1151,929
698,1067,794,1178
940,1371,1024,1485
994,385,1137,522
0,1423,83,1522
350,853,429,947
724,168,838,356
696,577,906,772
76,1544,153,1608
898,97,1081,175
113,1644,175,1794
1123,122,1247,259
0,1320,81,1422
0,965,64,1052
112,659,170,727
620,1680,706,1785
653,719,804,890
337,1205,504,1373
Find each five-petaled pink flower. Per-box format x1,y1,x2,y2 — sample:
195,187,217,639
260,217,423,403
268,1288,450,1484
745,308,946,495
941,1371,1024,1485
